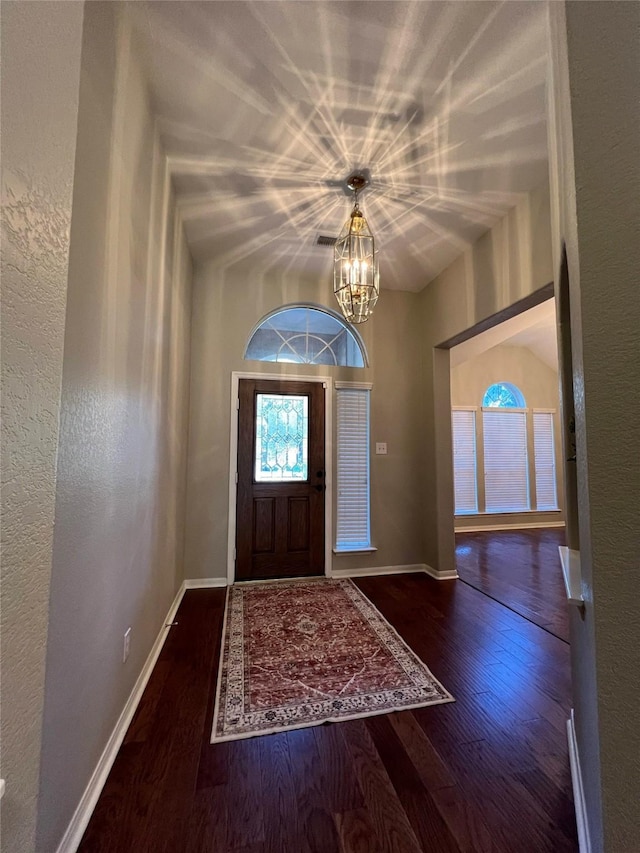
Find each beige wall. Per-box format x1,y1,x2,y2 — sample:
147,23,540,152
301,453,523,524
547,3,640,850
185,267,426,579
451,343,565,526
34,5,193,851
0,4,84,852
450,344,558,411
417,183,554,574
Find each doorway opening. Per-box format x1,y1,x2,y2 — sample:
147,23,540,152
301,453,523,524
436,288,570,641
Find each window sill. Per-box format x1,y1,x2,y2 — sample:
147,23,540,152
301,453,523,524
455,509,561,518
558,546,584,606
333,546,378,555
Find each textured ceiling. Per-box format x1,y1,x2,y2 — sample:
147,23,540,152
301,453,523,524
131,1,550,291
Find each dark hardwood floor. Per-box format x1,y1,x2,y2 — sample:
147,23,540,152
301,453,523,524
455,528,569,642
79,571,577,853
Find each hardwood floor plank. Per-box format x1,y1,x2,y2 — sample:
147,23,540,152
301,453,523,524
365,714,461,853
387,710,456,791
226,738,265,850
334,808,385,853
184,784,228,853
312,723,365,813
287,728,343,853
430,785,504,853
258,732,302,853
342,718,424,853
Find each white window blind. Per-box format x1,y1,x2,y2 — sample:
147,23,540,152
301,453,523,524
533,412,558,510
452,410,478,514
483,410,530,512
336,388,371,550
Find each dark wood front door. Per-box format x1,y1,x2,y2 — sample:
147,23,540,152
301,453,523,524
236,379,325,581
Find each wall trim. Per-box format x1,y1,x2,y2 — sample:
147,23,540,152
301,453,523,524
56,582,187,853
567,710,592,853
423,563,459,581
331,563,458,581
455,521,566,533
184,577,228,589
331,563,427,579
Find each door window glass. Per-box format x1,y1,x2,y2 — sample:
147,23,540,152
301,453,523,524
255,394,308,481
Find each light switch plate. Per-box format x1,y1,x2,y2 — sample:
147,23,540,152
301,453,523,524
375,442,387,455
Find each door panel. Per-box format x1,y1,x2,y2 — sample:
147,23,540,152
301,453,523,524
236,379,325,581
253,498,275,552
287,497,310,552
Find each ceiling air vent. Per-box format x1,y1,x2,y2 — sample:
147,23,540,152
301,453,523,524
316,234,337,247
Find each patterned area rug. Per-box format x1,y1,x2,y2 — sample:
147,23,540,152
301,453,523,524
211,577,454,742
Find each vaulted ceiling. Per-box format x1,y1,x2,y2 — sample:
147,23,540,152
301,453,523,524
130,1,550,291
451,299,558,369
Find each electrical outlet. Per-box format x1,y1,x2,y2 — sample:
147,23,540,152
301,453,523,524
123,627,131,663
375,442,388,455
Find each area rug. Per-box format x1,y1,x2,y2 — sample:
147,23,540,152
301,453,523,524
211,577,454,742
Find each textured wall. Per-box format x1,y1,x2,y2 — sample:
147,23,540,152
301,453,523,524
34,5,193,851
547,3,640,850
185,268,425,579
417,183,554,573
0,4,84,852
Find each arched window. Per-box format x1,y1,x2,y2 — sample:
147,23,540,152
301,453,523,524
244,304,367,367
482,382,526,408
453,380,558,516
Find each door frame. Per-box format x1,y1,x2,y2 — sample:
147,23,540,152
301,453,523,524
227,371,333,584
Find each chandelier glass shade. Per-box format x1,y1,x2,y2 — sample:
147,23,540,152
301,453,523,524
333,179,379,324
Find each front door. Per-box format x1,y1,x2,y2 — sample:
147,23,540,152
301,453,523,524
236,379,325,581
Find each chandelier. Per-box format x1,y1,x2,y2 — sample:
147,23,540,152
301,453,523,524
333,174,379,324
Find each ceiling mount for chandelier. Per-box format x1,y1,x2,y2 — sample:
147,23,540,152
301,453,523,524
333,172,379,325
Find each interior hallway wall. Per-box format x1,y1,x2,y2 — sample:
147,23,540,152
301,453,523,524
35,5,193,851
418,183,554,574
185,267,425,580
0,4,85,852
547,3,640,849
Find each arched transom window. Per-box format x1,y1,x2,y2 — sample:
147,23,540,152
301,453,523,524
244,305,367,367
482,382,526,408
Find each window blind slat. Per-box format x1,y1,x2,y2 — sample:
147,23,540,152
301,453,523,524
483,410,530,512
533,412,558,510
452,410,478,514
336,389,371,549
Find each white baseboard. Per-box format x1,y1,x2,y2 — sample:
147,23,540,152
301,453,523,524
331,563,428,579
423,563,459,581
567,709,592,853
331,563,458,581
56,582,187,853
184,577,228,589
455,521,566,533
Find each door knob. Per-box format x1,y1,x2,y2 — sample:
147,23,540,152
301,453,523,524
314,484,325,492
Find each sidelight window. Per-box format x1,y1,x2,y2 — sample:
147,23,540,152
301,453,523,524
335,384,372,551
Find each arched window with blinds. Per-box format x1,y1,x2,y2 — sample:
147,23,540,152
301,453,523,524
452,383,558,516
